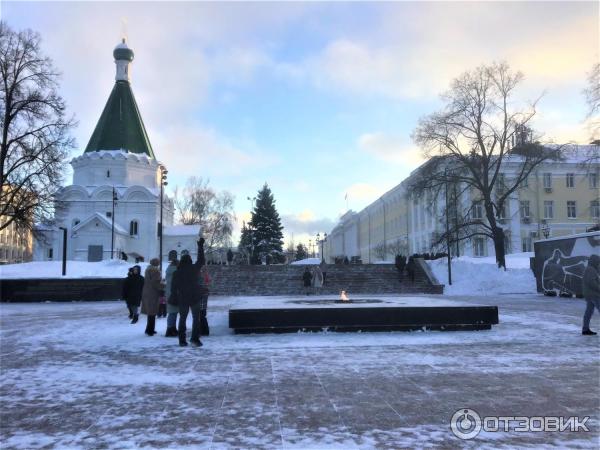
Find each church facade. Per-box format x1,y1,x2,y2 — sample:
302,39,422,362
34,40,199,263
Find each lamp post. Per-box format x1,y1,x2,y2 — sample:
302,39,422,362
541,222,550,239
316,232,327,263
58,227,67,276
159,166,168,272
111,187,117,259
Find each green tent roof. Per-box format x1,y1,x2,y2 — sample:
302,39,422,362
84,80,155,158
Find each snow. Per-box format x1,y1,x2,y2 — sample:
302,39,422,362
290,258,322,265
0,259,147,279
231,295,466,310
427,252,536,296
1,294,598,448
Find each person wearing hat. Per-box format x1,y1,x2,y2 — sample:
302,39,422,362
171,239,206,347
164,251,179,337
141,258,163,336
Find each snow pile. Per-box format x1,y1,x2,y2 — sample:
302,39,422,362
290,257,322,265
0,259,148,279
427,252,536,296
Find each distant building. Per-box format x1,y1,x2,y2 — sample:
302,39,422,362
0,216,33,264
34,39,198,263
324,145,600,262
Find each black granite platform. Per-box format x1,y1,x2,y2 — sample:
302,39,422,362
229,297,499,334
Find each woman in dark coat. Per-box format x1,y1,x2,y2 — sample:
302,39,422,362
122,265,144,324
303,268,312,295
171,239,206,347
141,258,163,336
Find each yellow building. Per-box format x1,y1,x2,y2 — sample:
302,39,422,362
324,145,599,262
0,216,33,264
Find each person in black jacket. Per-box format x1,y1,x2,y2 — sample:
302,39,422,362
406,256,416,283
171,238,206,347
303,268,313,295
122,265,144,324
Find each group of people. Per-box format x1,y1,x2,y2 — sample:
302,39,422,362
121,238,210,347
394,255,416,282
302,265,324,295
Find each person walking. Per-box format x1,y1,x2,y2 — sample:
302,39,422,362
141,258,163,336
582,254,600,336
395,255,406,282
122,265,144,324
406,256,416,283
164,256,179,337
199,265,210,336
303,267,313,295
312,265,324,295
122,267,135,319
171,239,206,347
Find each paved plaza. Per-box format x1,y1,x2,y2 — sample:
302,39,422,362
1,294,599,449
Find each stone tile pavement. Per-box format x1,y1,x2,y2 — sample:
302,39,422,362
0,294,599,449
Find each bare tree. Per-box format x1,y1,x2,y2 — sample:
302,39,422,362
584,62,600,143
0,23,76,232
386,238,407,258
173,176,235,251
412,62,560,269
372,242,387,261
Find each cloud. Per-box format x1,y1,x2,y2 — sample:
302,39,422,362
289,2,596,102
344,183,384,205
152,125,277,179
281,210,335,236
358,132,423,165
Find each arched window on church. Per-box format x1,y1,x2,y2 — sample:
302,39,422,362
130,220,139,237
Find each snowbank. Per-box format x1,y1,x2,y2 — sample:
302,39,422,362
0,260,149,279
290,257,322,265
427,252,536,296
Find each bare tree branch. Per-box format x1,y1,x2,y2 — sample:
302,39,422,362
0,22,76,233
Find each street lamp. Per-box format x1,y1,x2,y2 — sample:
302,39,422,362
58,226,67,276
159,166,168,272
541,222,550,239
316,232,327,263
111,187,117,259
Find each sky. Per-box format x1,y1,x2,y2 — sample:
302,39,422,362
3,1,598,248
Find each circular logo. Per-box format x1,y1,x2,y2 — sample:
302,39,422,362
450,408,482,440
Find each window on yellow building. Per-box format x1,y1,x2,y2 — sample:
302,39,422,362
544,201,554,219
566,173,574,188
473,237,486,257
567,201,577,219
520,200,530,218
591,201,599,219
472,202,483,220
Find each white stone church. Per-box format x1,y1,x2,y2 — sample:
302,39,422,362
34,40,199,263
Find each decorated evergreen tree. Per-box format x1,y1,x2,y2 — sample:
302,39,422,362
249,183,284,264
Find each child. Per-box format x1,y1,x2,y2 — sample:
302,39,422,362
157,288,167,318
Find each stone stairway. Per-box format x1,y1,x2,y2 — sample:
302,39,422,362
205,260,443,296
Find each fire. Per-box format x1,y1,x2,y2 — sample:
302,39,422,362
340,290,349,301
